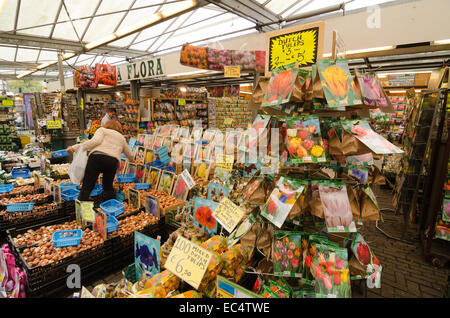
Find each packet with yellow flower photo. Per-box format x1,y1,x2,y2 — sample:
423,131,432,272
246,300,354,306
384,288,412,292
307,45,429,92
273,231,304,278
285,115,326,164
316,59,361,109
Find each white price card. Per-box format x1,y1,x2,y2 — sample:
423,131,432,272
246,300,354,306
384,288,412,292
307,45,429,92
165,236,213,290
181,169,195,189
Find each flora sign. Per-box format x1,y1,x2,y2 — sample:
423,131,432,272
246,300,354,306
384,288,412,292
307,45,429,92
117,57,165,82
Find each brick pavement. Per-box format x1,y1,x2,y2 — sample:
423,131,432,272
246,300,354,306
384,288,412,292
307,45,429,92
352,187,450,298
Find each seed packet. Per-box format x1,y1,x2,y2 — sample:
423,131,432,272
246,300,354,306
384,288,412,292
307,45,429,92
310,244,351,298
292,285,316,298
193,197,219,235
301,234,331,285
340,119,403,154
260,177,307,229
273,231,304,278
348,166,369,183
345,153,374,167
356,71,388,107
285,116,326,164
226,214,257,248
207,182,231,203
243,160,262,178
350,233,381,282
242,177,264,203
442,198,450,222
316,59,362,109
261,64,298,108
318,181,357,233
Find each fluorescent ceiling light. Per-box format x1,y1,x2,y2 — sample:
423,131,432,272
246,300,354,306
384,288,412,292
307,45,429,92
84,0,197,51
37,61,58,70
114,13,162,37
167,70,209,77
388,90,406,93
179,87,187,92
433,39,450,45
240,91,253,95
377,70,432,76
240,84,252,87
322,53,332,57
345,46,394,55
17,70,37,79
63,52,76,60
161,0,196,18
85,34,118,50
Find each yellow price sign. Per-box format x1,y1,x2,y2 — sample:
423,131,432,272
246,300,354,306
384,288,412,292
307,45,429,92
213,197,245,233
224,65,241,78
215,154,234,171
178,98,186,106
224,118,234,125
80,201,95,223
46,120,62,129
2,99,13,106
164,236,212,290
266,21,324,74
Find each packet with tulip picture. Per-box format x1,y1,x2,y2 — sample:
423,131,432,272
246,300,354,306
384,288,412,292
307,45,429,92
311,243,351,298
317,180,357,233
301,235,335,285
261,63,298,108
350,233,382,288
260,177,307,229
272,231,304,278
285,115,327,164
316,59,362,109
442,198,450,222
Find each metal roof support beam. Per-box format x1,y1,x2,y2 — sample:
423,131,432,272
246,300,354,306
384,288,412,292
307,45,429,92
0,33,148,57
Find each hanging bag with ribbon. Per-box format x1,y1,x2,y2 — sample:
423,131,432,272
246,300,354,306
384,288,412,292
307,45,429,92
94,58,117,86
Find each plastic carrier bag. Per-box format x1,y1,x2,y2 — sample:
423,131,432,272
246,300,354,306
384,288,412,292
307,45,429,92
68,148,88,184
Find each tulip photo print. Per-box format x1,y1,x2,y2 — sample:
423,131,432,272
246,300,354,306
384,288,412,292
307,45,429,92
273,231,304,278
356,71,389,107
311,244,351,298
261,64,298,108
317,59,362,108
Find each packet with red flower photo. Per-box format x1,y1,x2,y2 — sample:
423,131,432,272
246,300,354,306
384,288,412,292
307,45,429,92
311,243,351,298
350,233,382,288
301,235,336,286
193,197,219,236
272,231,304,278
285,115,326,164
260,177,307,228
261,63,298,108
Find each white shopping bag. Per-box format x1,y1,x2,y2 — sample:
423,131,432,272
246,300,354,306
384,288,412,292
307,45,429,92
68,148,88,184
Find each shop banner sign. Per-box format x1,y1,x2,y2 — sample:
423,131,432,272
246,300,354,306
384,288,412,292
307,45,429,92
165,236,213,290
117,57,165,82
265,21,324,76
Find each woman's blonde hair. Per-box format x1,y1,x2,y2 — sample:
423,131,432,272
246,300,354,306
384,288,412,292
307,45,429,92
103,120,123,134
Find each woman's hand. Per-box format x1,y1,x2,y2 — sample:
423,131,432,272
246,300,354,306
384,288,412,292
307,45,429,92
66,146,74,154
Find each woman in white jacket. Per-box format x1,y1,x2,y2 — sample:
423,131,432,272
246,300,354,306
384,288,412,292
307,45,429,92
67,120,134,201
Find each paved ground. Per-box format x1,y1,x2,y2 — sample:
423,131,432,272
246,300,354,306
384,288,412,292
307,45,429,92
80,187,450,298
352,187,450,298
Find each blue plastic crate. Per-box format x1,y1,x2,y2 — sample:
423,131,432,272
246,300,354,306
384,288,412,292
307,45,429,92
90,184,103,196
116,174,135,183
52,149,70,158
146,160,163,170
60,182,79,191
61,188,80,201
52,229,82,248
100,199,125,217
106,215,119,233
161,166,175,173
0,184,13,194
134,183,150,190
11,168,30,179
6,202,35,212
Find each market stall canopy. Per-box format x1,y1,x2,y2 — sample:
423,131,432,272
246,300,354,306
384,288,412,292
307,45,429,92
0,0,418,80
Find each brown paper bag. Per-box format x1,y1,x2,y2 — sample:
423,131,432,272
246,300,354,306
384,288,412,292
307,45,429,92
248,77,270,110
247,180,267,206
287,194,305,220
312,67,325,99
309,187,324,219
329,130,359,155
347,185,361,221
290,76,305,103
349,255,367,277
240,220,273,257
360,191,380,221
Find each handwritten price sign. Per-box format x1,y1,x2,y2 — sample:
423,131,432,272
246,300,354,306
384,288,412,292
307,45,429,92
215,154,234,171
165,236,213,290
213,197,245,233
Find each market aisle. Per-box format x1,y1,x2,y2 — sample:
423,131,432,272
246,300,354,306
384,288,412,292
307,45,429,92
354,187,449,298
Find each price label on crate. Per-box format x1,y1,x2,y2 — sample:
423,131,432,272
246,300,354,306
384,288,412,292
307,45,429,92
2,99,13,106
165,236,212,290
81,201,95,223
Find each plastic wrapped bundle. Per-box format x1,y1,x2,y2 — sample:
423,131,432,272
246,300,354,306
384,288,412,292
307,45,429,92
170,290,203,298
132,270,180,298
201,235,228,254
198,252,224,291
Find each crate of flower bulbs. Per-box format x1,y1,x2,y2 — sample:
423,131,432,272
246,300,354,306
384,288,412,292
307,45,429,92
0,192,51,207
0,185,40,199
0,202,61,225
144,189,185,216
9,221,108,289
117,202,140,219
